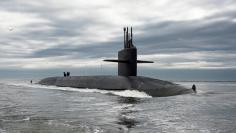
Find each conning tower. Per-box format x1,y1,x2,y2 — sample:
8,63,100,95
104,27,153,76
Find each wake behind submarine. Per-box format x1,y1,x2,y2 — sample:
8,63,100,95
39,27,194,97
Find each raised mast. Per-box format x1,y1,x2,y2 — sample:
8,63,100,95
126,27,128,48
123,27,126,48
131,27,133,45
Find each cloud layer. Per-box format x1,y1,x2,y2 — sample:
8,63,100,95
0,0,236,71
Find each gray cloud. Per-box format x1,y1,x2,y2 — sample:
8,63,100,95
137,11,236,54
28,41,121,58
0,0,236,73
28,11,236,60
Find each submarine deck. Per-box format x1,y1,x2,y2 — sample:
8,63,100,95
39,76,193,97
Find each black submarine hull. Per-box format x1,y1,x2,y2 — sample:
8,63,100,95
38,76,193,97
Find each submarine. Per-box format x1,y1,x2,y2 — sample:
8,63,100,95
39,27,194,97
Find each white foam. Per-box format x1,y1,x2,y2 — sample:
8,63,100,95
7,82,152,98
111,90,152,98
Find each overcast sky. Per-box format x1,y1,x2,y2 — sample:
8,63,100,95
0,0,236,80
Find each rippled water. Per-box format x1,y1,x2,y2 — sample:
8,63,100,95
0,79,236,133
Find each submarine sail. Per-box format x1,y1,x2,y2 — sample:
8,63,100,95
104,27,153,76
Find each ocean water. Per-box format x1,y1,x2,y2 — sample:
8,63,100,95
0,79,236,133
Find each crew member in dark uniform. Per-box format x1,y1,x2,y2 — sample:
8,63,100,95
66,72,70,77
192,84,197,93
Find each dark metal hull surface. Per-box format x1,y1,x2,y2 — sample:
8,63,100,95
39,76,193,97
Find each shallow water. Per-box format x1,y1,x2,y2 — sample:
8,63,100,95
0,79,236,133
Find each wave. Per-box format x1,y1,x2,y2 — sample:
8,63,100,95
6,82,152,98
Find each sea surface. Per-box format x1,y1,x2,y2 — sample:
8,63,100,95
0,79,236,133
